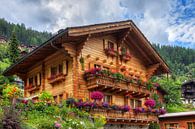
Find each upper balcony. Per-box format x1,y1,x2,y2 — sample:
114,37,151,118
84,68,154,98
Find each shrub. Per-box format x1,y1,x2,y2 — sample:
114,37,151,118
39,91,53,102
1,106,22,129
149,123,160,129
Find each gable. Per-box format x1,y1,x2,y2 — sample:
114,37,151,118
3,20,170,76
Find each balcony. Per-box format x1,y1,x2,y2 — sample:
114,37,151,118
89,108,157,124
47,73,66,84
85,76,150,98
25,85,40,92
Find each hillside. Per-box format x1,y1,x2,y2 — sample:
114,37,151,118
153,44,195,78
0,18,52,45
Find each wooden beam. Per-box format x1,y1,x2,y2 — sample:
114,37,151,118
126,36,153,64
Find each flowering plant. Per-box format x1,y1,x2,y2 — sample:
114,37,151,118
102,102,109,108
90,91,104,101
134,107,145,113
121,105,130,112
111,104,119,110
54,121,61,129
159,108,166,115
105,48,118,57
144,99,156,108
153,83,160,87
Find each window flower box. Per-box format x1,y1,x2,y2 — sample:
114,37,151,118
104,48,118,57
120,52,131,62
48,73,66,84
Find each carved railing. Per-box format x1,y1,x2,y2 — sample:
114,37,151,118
89,108,157,122
85,76,151,95
47,73,66,84
25,85,40,92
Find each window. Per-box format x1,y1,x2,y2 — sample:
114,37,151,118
104,95,112,104
51,66,58,76
108,41,114,49
35,75,38,86
130,99,134,108
165,123,179,129
39,73,42,85
130,99,142,108
29,77,33,86
59,64,63,74
187,122,195,129
53,96,57,103
59,94,63,103
94,64,101,69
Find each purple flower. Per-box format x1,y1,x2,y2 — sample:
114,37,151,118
90,91,104,101
134,107,145,113
102,102,109,108
144,99,156,108
121,105,130,112
159,108,166,115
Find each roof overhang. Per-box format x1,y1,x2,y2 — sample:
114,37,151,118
3,20,170,76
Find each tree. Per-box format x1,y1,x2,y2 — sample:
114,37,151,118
8,32,20,64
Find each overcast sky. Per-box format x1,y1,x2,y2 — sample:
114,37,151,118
0,0,194,48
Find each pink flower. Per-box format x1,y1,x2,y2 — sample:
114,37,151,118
144,99,156,108
90,91,104,101
153,83,160,87
54,122,61,128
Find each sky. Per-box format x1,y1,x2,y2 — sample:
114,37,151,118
0,0,194,48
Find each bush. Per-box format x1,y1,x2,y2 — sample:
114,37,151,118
149,123,160,129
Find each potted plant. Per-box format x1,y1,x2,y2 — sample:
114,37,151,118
105,48,118,57
144,99,156,108
90,91,104,105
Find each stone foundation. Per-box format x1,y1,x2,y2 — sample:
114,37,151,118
104,124,149,129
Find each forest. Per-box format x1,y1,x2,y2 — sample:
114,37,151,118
0,18,52,45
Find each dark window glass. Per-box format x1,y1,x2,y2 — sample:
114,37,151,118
35,75,38,86
104,95,112,104
108,41,114,49
59,64,63,74
29,77,33,86
51,66,58,76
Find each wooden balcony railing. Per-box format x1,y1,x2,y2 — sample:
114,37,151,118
25,85,40,92
48,73,66,84
85,76,150,97
89,108,157,123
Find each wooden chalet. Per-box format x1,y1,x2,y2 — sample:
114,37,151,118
4,20,170,128
181,80,195,106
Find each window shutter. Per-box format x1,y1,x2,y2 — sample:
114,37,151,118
48,67,51,77
37,73,40,86
103,39,108,49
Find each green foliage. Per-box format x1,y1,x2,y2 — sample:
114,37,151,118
8,32,20,63
149,123,160,129
2,84,22,99
0,18,52,45
39,91,53,102
153,44,195,78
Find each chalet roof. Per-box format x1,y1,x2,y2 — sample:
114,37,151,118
159,111,195,118
3,20,170,76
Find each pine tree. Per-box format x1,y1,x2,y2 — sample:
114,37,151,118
8,32,20,64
